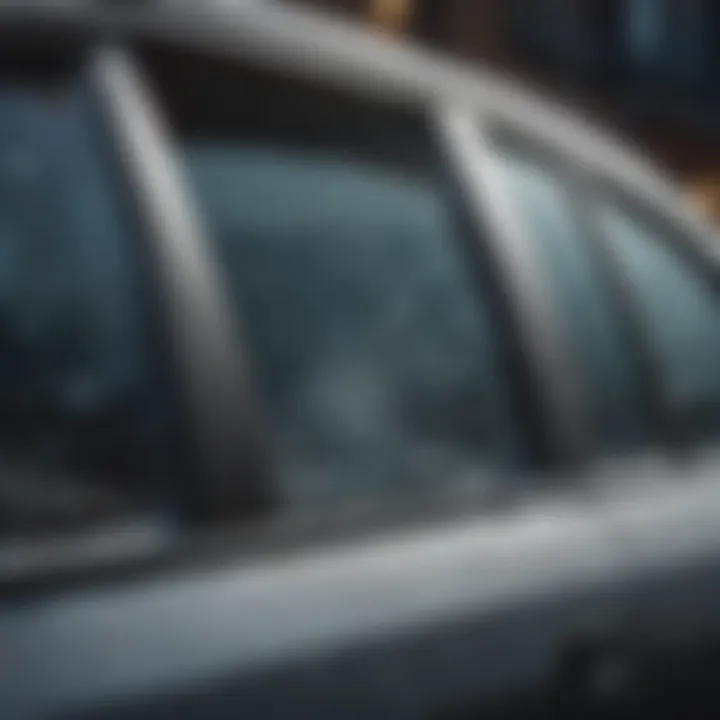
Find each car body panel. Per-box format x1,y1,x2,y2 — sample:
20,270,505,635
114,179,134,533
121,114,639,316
1,2,720,718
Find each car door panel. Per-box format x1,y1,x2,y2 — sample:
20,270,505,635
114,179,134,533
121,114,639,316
1,12,692,720
479,111,720,714
1,490,625,718
590,459,720,713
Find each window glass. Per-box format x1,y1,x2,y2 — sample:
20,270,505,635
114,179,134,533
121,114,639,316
0,68,173,536
144,51,529,509
488,142,645,452
597,200,720,411
187,146,523,506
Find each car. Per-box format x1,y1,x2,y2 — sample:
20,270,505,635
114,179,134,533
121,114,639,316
2,1,720,717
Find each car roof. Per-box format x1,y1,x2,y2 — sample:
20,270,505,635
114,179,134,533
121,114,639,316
0,2,665,167
0,0,714,243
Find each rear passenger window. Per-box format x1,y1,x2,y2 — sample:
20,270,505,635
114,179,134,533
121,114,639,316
0,53,176,538
597,199,720,423
143,48,530,510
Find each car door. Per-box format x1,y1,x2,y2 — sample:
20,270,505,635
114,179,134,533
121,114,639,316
61,36,638,719
583,182,720,715
484,108,720,715
0,29,269,720
1,14,633,720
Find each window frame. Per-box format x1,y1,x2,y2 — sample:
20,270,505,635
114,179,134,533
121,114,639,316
483,122,677,456
92,46,273,523
483,111,720,462
441,109,591,471
0,19,630,581
125,42,587,533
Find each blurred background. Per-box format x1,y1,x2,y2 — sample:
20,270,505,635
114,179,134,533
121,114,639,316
289,0,720,223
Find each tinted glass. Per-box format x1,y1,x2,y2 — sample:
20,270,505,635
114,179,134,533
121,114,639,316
0,69,173,536
598,201,720,411
488,142,646,452
187,145,522,507
144,49,528,508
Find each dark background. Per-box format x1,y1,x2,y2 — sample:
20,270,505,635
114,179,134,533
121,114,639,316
290,0,720,222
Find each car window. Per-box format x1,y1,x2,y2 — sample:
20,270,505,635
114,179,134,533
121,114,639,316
596,199,720,418
142,49,530,511
0,64,175,537
487,139,648,454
